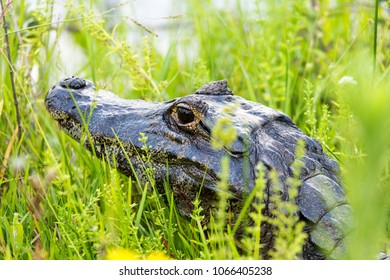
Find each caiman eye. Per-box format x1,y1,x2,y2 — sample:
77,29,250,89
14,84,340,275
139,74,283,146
176,105,195,124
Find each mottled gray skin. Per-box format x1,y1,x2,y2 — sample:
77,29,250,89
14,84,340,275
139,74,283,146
45,77,351,259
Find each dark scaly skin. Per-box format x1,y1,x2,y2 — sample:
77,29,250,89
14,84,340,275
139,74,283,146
45,77,351,259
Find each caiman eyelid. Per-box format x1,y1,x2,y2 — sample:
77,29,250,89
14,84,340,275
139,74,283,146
176,102,192,110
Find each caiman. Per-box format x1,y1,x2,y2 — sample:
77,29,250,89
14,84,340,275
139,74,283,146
45,76,351,259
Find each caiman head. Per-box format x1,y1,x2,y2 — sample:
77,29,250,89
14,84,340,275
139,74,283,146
45,77,350,259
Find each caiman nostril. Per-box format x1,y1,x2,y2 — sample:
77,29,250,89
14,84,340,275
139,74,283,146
60,76,87,90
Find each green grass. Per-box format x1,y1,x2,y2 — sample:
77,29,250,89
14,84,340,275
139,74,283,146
1,0,390,259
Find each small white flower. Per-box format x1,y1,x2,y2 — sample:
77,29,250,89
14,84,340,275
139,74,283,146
338,76,357,85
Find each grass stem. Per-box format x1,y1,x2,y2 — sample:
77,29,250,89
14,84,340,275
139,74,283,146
373,0,379,75
1,0,21,140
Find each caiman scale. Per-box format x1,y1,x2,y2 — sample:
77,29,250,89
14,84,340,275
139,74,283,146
45,77,351,259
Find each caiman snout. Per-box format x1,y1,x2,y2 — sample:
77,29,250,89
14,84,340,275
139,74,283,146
45,76,94,121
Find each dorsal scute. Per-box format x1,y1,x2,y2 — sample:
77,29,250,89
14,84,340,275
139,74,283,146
195,80,233,96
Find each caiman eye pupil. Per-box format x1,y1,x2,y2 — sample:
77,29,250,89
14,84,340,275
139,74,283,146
177,107,195,124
